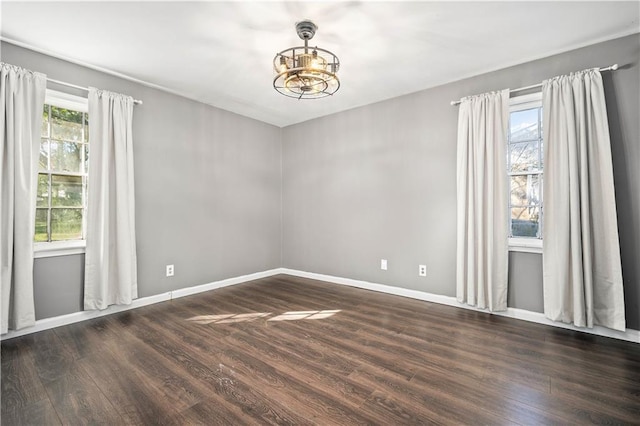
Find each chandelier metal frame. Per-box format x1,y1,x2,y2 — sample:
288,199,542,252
273,20,340,99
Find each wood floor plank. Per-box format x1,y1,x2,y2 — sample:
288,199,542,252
27,330,76,385
76,335,202,425
549,374,640,423
113,310,315,425
3,274,639,425
1,347,49,412
41,362,124,425
52,316,122,361
406,366,564,424
0,397,61,426
216,345,378,424
168,400,262,426
1,334,39,366
235,321,363,377
349,363,514,425
358,389,440,425
233,323,362,384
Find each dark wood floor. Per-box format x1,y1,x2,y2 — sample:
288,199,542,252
2,274,639,425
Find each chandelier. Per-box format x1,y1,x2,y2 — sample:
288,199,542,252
273,20,340,99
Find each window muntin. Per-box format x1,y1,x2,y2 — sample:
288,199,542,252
36,91,88,243
508,93,543,241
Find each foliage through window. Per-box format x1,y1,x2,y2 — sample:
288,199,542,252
508,94,543,239
36,95,88,243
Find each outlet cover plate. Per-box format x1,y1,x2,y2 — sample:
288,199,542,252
419,264,427,276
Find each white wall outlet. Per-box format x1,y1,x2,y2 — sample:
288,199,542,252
166,264,174,277
419,264,427,277
381,259,388,270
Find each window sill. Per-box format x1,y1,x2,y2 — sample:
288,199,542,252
509,238,542,254
34,240,86,258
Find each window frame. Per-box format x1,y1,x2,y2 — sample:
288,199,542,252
508,92,543,254
34,90,89,258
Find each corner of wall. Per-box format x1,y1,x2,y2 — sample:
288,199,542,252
279,126,284,268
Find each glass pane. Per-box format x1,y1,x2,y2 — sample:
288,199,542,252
37,174,49,207
50,140,82,173
510,108,539,142
39,139,49,171
51,106,83,141
511,207,540,237
41,106,49,137
84,144,89,173
509,141,539,172
51,208,82,241
35,209,49,242
510,175,541,207
51,175,83,207
84,113,89,143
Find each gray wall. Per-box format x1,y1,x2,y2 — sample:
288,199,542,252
507,252,543,313
2,42,283,320
282,34,640,330
33,254,84,320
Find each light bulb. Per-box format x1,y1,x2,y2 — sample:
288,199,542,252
278,56,288,73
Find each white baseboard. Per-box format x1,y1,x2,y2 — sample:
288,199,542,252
3,267,638,344
279,268,640,344
169,269,283,300
0,268,282,341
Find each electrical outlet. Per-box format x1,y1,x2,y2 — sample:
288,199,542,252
166,264,174,277
419,264,427,277
381,259,388,270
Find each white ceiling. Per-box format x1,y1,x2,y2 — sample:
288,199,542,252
1,1,638,127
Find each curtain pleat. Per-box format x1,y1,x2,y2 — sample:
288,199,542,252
456,90,509,312
542,69,625,331
0,62,46,333
84,88,137,310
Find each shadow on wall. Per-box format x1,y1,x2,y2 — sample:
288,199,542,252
603,67,640,330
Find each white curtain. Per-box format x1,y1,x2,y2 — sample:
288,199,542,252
84,88,137,310
0,63,46,333
456,90,510,312
542,69,625,331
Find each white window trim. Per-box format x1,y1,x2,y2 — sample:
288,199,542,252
509,237,542,254
35,90,89,258
46,89,88,112
508,91,543,254
34,240,85,258
510,91,542,111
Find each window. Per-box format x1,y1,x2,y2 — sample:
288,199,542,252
508,93,543,252
35,90,88,255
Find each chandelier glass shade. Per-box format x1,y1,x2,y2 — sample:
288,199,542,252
273,20,340,99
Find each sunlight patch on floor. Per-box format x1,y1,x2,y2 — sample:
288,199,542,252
186,312,271,324
268,310,341,321
185,310,341,324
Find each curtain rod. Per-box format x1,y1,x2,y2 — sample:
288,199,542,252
47,77,143,105
450,64,619,106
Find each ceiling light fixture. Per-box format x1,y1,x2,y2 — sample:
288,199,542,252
273,20,340,99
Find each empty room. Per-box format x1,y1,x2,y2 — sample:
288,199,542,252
1,1,639,424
